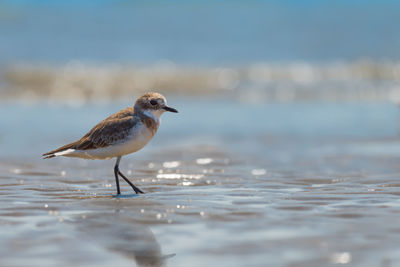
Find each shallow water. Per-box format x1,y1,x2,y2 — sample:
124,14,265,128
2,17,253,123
1,99,400,266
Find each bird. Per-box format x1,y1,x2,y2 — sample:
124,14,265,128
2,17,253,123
42,92,178,195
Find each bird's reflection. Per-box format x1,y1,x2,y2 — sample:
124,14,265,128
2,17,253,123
72,212,175,266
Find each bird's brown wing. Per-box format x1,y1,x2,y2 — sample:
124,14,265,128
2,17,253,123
42,107,137,158
73,116,137,150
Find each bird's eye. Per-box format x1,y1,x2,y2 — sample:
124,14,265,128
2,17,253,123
150,100,157,106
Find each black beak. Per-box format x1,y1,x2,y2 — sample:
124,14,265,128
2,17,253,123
163,106,178,113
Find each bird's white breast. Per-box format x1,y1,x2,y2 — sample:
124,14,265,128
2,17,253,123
119,121,156,155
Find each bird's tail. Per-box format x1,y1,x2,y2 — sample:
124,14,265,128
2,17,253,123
42,142,76,159
42,154,56,159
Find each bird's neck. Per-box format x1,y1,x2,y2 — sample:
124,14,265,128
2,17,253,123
135,108,162,123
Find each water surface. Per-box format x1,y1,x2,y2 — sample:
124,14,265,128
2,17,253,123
1,100,400,266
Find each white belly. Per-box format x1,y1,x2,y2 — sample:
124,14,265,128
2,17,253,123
62,123,155,160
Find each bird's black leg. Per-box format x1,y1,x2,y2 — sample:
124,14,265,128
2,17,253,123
117,170,144,194
115,156,144,194
114,157,121,195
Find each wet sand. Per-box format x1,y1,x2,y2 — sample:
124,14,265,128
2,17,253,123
1,100,400,266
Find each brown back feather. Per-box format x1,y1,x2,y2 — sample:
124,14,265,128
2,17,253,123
42,107,136,158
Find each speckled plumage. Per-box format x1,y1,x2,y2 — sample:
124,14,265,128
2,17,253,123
43,107,145,157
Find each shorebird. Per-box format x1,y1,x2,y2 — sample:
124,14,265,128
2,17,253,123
42,92,178,195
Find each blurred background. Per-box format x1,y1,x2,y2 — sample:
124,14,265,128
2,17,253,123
2,1,400,267
2,0,400,157
1,0,400,103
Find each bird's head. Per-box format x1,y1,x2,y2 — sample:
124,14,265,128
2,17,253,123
134,92,178,119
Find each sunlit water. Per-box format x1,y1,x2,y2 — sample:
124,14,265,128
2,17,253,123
1,99,400,266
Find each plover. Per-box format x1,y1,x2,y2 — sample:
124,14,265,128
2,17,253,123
42,92,178,195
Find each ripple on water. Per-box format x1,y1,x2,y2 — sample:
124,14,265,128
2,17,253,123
2,127,400,266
